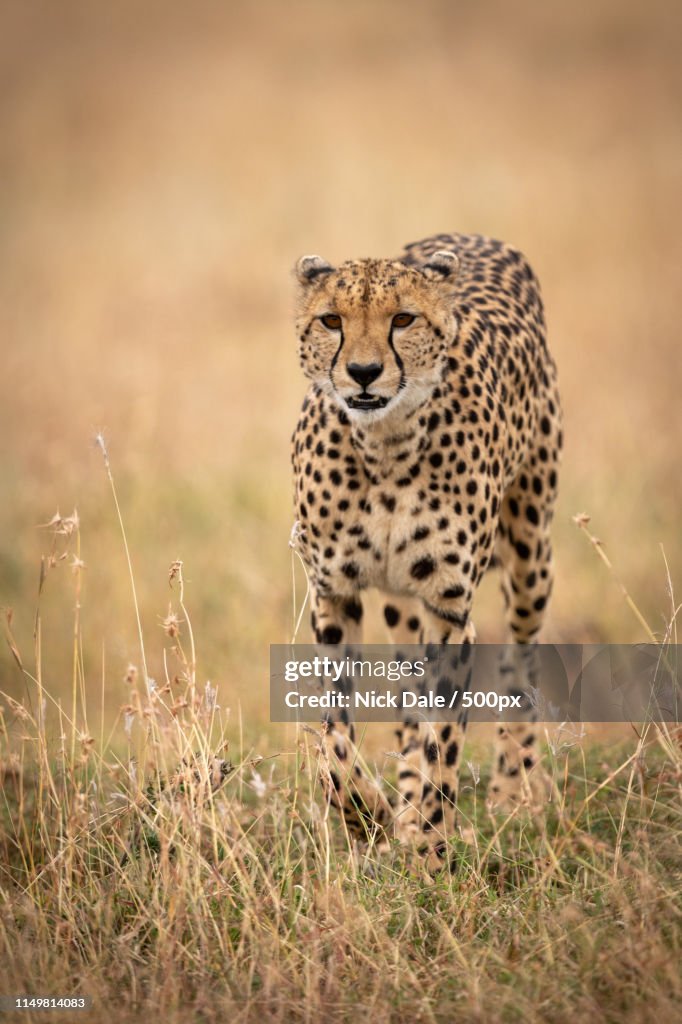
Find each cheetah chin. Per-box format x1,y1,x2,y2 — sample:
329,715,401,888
339,379,438,425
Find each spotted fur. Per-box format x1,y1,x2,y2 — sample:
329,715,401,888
292,233,562,864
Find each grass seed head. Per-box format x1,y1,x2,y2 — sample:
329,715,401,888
162,605,182,639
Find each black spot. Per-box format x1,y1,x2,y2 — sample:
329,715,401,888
522,756,534,769
343,598,363,623
342,562,359,579
442,584,465,599
429,452,443,468
407,616,421,632
424,740,439,763
411,557,436,580
446,742,459,766
515,541,531,560
384,604,400,628
533,595,547,612
321,625,342,644
380,493,396,512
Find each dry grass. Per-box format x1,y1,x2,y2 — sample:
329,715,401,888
1,625,681,1022
2,725,682,1023
1,449,681,1022
1,1,681,1019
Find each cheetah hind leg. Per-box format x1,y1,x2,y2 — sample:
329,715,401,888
487,478,558,815
486,648,556,814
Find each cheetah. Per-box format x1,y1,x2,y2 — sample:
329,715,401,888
291,233,562,866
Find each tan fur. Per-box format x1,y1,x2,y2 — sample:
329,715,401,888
292,233,562,864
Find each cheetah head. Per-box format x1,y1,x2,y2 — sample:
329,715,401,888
294,251,460,421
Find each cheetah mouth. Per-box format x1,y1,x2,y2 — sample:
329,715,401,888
346,394,391,411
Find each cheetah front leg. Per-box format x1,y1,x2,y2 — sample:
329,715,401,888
391,604,475,870
380,593,427,813
311,589,394,841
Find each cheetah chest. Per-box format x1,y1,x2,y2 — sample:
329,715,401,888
305,462,481,601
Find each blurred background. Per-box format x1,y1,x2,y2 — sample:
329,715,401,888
1,0,680,731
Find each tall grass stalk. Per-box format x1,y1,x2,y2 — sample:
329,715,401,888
0,499,678,1021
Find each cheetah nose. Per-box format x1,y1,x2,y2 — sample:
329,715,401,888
346,362,383,388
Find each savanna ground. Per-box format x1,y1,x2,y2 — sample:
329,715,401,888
1,1,681,1020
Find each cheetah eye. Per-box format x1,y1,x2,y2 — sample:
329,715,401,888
320,313,342,330
392,313,416,329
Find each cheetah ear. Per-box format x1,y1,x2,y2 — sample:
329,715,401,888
296,254,335,285
420,250,460,284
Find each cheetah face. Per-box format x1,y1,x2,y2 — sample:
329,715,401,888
294,252,460,421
